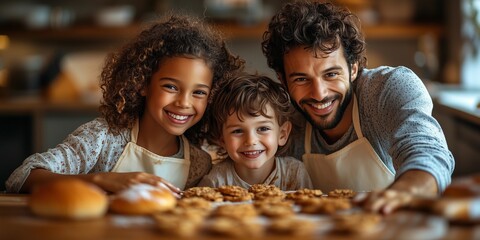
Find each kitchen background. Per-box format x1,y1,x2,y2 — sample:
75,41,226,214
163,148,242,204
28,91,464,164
0,0,479,191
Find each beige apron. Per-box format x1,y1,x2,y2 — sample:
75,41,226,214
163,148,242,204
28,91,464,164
112,120,190,189
303,95,394,192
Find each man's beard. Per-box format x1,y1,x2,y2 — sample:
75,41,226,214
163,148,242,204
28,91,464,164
292,82,353,130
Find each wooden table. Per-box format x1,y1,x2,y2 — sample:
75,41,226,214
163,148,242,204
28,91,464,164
1,194,479,240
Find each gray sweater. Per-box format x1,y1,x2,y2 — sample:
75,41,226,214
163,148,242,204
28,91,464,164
286,66,454,192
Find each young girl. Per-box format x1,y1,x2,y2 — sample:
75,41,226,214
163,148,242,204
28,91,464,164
6,15,244,194
198,73,312,190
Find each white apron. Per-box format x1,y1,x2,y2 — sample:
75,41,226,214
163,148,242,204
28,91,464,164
303,95,394,192
112,120,191,189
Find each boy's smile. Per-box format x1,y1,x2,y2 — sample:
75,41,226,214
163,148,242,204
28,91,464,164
221,104,289,171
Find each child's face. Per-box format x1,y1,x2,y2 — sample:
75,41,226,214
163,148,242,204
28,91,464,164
220,104,291,170
142,57,213,136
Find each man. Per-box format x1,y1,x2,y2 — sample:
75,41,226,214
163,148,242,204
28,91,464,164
262,1,454,213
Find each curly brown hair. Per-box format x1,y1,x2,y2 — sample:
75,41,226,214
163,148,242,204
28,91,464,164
261,1,367,83
99,14,244,144
206,73,294,158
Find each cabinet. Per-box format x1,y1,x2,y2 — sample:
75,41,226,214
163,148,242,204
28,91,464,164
433,96,480,177
0,96,98,191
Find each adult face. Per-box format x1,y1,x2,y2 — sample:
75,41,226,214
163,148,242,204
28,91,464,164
283,45,358,133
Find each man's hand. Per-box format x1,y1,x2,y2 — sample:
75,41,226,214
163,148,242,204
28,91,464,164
354,170,438,214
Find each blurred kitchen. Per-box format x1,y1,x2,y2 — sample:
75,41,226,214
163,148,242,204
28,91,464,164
0,0,479,191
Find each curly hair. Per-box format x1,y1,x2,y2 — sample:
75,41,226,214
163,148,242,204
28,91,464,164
261,1,367,82
206,73,294,158
99,14,244,144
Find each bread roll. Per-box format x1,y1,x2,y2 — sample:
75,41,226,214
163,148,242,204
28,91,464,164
443,174,480,198
433,198,480,222
29,179,108,220
109,183,177,215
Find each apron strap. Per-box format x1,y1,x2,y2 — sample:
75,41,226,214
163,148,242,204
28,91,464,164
180,135,190,161
305,123,312,154
352,94,364,139
131,118,139,143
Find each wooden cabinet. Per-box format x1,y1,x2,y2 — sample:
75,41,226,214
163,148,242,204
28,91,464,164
0,97,98,191
433,99,480,177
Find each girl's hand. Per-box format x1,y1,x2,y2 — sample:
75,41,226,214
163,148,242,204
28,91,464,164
91,172,181,197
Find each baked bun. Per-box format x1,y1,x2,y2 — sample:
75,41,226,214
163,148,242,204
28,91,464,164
443,174,480,198
29,179,108,220
433,198,480,222
109,183,177,215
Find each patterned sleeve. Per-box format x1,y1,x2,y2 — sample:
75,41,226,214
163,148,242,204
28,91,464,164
5,118,115,193
373,67,454,192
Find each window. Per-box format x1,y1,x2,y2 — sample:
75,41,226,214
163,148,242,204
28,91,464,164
461,0,480,88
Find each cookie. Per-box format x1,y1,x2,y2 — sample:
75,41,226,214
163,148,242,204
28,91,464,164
153,211,202,238
286,188,324,203
212,203,258,220
254,200,295,218
218,185,253,202
174,197,212,219
177,197,212,212
328,189,356,199
300,198,352,215
182,187,223,202
248,184,285,201
268,217,316,236
332,212,382,234
206,217,263,238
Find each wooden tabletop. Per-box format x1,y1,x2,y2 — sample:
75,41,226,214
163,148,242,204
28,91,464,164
1,194,479,240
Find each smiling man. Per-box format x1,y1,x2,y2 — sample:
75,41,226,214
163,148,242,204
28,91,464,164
262,1,454,214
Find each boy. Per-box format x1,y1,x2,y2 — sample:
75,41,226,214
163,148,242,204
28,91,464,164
198,73,312,190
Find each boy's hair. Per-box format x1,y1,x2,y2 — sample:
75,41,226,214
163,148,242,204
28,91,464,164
262,1,366,84
206,73,294,158
99,14,244,144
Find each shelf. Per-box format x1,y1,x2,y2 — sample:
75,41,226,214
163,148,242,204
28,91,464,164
2,24,143,41
1,21,268,41
0,95,99,113
363,23,444,40
210,21,268,39
1,22,443,41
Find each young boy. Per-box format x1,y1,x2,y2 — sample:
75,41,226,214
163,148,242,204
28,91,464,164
198,73,312,190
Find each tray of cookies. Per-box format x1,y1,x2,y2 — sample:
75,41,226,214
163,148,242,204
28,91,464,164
25,180,447,239
150,184,386,238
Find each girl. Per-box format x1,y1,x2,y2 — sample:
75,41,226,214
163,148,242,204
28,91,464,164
6,15,244,194
198,73,312,190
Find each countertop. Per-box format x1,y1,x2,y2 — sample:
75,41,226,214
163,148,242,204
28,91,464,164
426,82,480,126
0,194,478,240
